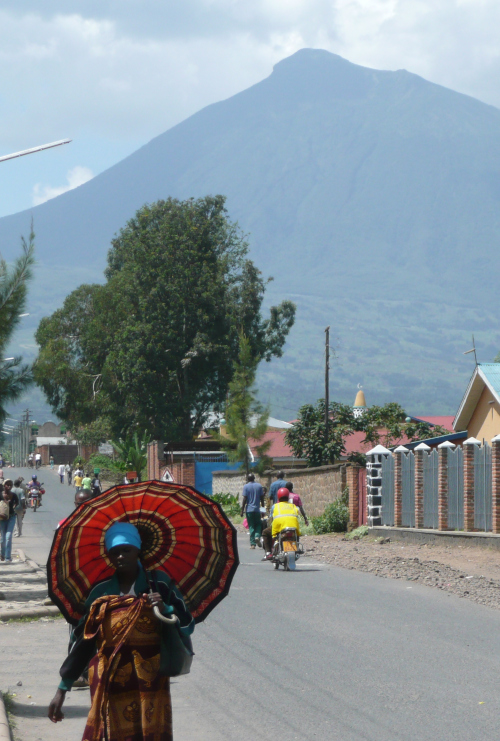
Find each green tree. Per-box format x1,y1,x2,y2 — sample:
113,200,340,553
217,334,271,476
0,228,35,432
34,196,296,440
285,399,447,467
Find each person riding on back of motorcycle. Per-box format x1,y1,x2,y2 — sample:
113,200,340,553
261,487,300,559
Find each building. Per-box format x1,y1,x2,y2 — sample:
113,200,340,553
453,362,500,443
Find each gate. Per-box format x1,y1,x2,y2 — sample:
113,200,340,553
358,468,367,525
380,453,394,526
447,446,464,530
423,449,439,529
474,443,492,531
401,451,415,527
194,455,240,496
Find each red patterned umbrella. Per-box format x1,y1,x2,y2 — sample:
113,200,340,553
47,481,239,625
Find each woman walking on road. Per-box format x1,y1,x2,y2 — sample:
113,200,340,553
48,522,194,740
0,481,19,562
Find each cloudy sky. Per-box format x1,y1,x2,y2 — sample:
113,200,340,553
0,0,499,218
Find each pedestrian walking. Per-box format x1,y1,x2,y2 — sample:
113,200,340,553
12,478,26,537
240,473,265,549
91,473,102,498
0,480,19,562
73,470,83,494
82,472,93,495
269,470,287,506
57,463,65,484
48,523,195,740
50,455,55,469
65,463,72,486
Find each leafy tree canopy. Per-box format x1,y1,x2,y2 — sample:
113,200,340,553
34,196,295,440
285,400,448,467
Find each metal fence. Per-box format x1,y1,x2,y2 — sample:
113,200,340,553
401,451,415,527
474,443,492,531
447,446,464,530
423,449,439,528
380,453,395,526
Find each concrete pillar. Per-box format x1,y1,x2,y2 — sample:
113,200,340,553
437,441,455,531
463,437,480,531
366,445,391,526
492,434,500,533
393,446,408,527
414,443,430,529
346,464,360,527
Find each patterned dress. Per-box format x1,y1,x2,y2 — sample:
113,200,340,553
58,568,194,741
83,595,172,741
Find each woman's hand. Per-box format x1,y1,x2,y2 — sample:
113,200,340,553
48,689,66,723
147,592,174,615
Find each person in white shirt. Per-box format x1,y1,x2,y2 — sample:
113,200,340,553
35,452,42,469
57,464,65,484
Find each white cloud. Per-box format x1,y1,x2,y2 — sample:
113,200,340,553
32,165,94,205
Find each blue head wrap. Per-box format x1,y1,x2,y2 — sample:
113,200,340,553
105,522,141,552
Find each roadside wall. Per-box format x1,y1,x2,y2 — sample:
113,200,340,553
213,463,348,518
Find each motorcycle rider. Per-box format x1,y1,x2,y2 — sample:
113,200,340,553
261,487,301,560
28,474,44,507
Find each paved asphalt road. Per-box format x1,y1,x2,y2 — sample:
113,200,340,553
6,466,500,740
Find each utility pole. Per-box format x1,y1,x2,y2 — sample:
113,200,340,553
325,326,330,458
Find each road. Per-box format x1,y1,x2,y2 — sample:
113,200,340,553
4,466,500,740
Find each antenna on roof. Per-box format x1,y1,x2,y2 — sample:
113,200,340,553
463,334,478,366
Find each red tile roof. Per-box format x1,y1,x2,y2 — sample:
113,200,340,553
249,416,456,460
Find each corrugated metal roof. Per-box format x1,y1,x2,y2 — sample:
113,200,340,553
453,363,500,431
478,363,500,396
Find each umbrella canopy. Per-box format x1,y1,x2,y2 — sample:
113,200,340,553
47,481,239,625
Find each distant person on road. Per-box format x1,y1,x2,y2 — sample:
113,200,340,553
286,481,309,526
240,473,265,549
65,463,72,486
73,471,83,494
91,473,102,498
50,455,54,469
82,473,93,495
261,487,301,559
12,478,26,537
28,453,33,468
57,463,65,484
0,481,19,562
269,470,287,507
35,452,41,469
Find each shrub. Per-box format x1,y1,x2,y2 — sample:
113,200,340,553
312,488,349,534
211,493,241,518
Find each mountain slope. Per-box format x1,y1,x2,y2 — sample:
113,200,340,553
2,49,500,418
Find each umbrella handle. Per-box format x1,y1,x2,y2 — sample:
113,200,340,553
153,605,178,625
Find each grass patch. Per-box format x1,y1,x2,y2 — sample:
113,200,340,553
2,691,17,731
345,525,370,540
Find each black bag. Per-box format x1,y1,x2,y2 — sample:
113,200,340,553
149,573,194,677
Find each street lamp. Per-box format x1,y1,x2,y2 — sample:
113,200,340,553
0,139,71,163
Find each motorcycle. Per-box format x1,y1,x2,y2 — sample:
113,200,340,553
28,483,45,512
271,527,304,571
